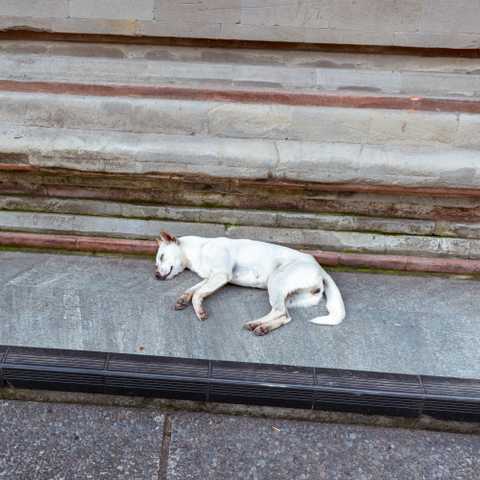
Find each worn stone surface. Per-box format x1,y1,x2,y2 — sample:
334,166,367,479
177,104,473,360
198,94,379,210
69,0,154,21
0,399,164,480
0,124,276,179
3,164,480,223
0,0,68,18
1,43,480,97
4,123,480,189
0,91,469,147
456,114,480,149
166,412,480,480
1,251,479,378
1,210,479,257
1,1,480,48
2,195,449,237
275,141,480,189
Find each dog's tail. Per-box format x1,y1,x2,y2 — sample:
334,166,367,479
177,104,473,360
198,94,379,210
310,270,345,326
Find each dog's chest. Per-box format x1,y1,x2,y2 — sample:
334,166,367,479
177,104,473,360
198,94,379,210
231,265,268,288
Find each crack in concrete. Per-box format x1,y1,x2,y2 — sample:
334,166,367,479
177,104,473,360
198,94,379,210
157,414,173,480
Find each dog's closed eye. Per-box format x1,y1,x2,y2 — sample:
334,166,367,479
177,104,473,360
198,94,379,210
159,254,164,262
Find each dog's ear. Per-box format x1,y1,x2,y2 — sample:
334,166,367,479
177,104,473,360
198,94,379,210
159,231,177,244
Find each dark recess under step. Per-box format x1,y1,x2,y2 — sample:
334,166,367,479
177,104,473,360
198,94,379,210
2,168,480,222
1,29,480,58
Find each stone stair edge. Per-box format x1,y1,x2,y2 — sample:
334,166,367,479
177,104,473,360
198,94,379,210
0,195,478,240
1,210,480,260
1,124,479,190
2,44,480,101
2,89,480,148
1,230,479,275
2,39,480,71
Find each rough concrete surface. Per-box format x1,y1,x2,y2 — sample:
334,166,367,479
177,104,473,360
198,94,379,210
0,399,164,480
1,251,479,378
1,1,480,48
1,398,479,480
166,412,480,480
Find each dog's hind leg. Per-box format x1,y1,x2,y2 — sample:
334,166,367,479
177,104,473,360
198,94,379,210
246,312,291,336
175,279,207,310
244,308,290,335
244,260,323,335
244,264,296,335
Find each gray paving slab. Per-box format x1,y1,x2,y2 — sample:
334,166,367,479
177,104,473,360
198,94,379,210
166,412,480,480
0,399,164,480
0,251,479,378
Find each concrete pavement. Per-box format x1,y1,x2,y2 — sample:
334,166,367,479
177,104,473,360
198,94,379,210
0,398,479,480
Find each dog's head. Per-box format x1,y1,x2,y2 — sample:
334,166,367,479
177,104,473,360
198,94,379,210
154,231,185,281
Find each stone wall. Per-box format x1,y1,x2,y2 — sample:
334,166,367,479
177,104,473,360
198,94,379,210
1,0,479,49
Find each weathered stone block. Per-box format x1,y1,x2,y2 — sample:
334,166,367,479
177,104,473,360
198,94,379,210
208,104,292,139
368,110,458,146
420,0,480,34
240,0,329,28
327,0,422,32
456,114,480,148
155,0,241,23
137,19,222,37
69,0,154,20
0,0,67,18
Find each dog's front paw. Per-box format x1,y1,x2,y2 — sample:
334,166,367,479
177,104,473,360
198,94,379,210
243,321,259,332
253,324,270,336
195,308,208,321
175,298,189,311
175,293,192,310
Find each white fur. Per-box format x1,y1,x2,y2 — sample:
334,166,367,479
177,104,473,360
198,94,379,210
155,234,346,335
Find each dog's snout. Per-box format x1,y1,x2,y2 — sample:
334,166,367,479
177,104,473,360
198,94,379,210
155,265,173,281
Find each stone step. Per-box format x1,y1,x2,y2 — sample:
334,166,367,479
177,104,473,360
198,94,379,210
1,40,480,99
3,195,478,239
1,210,479,259
1,90,478,148
1,40,479,263
1,124,479,190
3,164,479,223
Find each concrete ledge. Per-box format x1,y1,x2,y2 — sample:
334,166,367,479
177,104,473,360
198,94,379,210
1,210,479,258
3,79,480,115
1,124,480,189
1,231,480,274
1,6,480,49
1,90,476,148
1,44,480,100
4,195,480,239
0,196,447,236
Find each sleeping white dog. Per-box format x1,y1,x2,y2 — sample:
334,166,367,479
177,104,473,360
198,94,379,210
155,231,345,336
